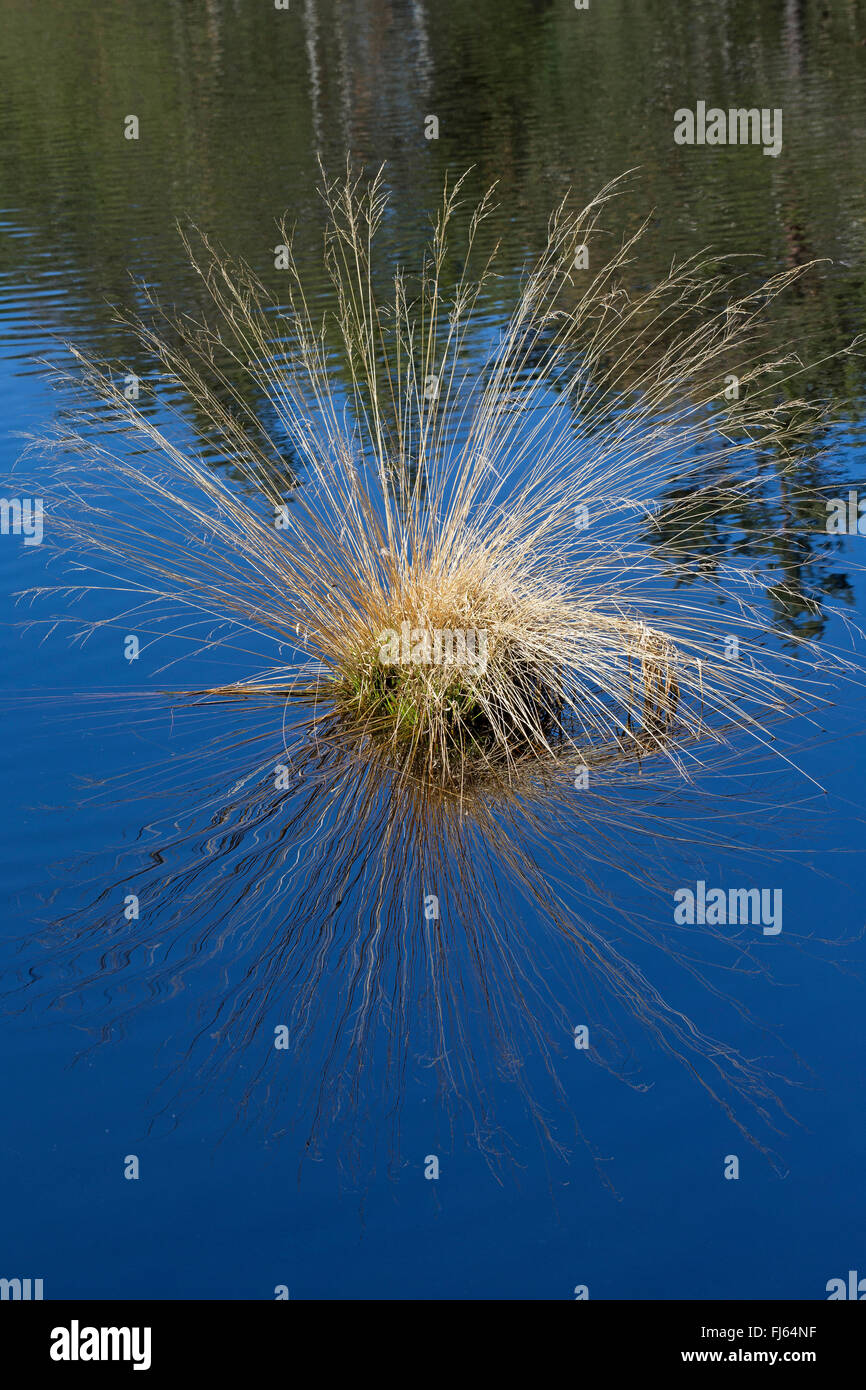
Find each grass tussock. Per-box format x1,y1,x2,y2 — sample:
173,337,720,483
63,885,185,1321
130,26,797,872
21,165,862,789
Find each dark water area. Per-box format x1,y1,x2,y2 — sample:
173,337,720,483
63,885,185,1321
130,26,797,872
1,0,866,1301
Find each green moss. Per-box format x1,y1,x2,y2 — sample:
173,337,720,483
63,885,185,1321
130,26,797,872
333,651,494,749
330,643,560,772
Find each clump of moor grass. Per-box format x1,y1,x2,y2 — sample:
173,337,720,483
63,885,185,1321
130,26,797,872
327,569,681,776
22,165,861,789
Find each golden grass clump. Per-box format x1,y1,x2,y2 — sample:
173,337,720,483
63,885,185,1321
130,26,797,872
23,166,859,789
16,171,866,1178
